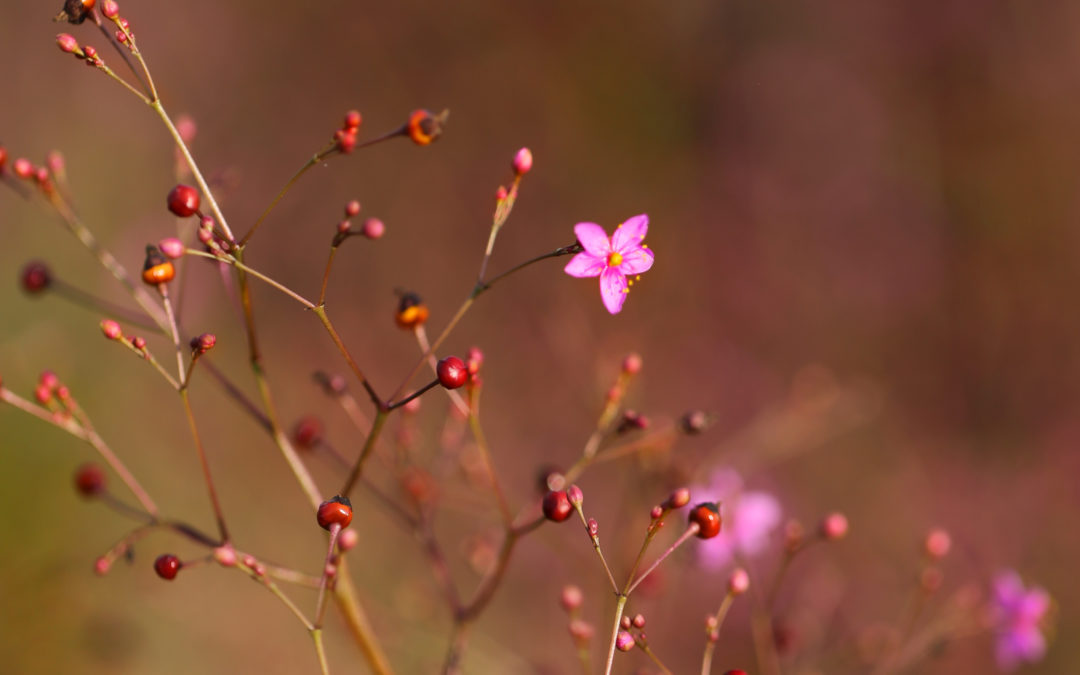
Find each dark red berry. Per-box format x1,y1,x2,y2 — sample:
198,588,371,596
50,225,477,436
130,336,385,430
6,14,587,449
317,495,353,530
166,184,200,218
292,416,323,449
542,490,573,522
154,554,181,580
0,146,7,169
74,463,106,497
436,356,467,389
689,502,722,539
344,110,361,131
20,261,52,293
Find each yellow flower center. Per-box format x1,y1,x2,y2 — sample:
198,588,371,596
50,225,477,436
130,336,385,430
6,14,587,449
607,251,623,267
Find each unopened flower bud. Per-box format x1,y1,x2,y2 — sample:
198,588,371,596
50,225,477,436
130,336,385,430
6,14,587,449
566,484,583,507
560,585,583,612
568,618,594,645
361,217,385,239
102,0,119,19
344,110,362,131
622,352,642,375
344,199,361,217
680,410,711,434
632,614,646,629
158,237,184,259
665,488,691,510
56,33,79,53
924,528,951,560
13,158,33,179
100,319,122,340
292,416,323,449
615,631,635,652
190,333,216,354
512,147,533,176
131,336,146,350
20,261,52,294
338,528,359,552
728,567,750,595
213,546,237,567
587,517,599,537
820,512,849,541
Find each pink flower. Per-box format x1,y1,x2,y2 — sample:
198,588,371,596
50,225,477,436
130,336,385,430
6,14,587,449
991,571,1051,671
694,469,782,570
564,215,654,314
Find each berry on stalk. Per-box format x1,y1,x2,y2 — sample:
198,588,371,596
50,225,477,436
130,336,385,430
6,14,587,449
166,184,200,218
20,261,52,294
542,490,573,522
436,356,467,389
317,495,353,530
395,292,428,329
689,502,722,539
154,554,181,580
142,245,175,285
74,463,106,497
406,109,447,145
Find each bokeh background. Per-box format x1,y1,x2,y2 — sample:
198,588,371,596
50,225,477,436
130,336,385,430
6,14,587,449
1,0,1075,672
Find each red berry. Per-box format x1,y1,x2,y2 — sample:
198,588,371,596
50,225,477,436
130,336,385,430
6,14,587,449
166,184,200,218
317,495,353,530
344,110,362,131
512,147,533,176
542,490,573,522
74,463,106,497
154,554,181,580
436,356,467,389
20,261,52,293
724,671,748,675
689,502,722,539
292,416,323,449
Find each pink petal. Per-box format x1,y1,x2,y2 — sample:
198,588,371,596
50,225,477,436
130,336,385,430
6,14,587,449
599,267,628,314
618,246,654,276
612,214,649,253
564,252,606,278
574,222,612,257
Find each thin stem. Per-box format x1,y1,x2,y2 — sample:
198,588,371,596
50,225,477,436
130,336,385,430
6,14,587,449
387,379,439,411
602,594,629,675
314,525,342,628
159,285,186,382
241,152,324,247
186,249,316,308
312,629,330,675
152,101,234,241
575,507,618,593
311,306,381,407
341,409,389,497
466,394,512,526
318,243,340,307
116,337,180,390
625,524,700,595
92,12,149,94
179,389,230,543
94,61,151,104
50,279,161,331
332,562,395,675
638,642,673,675
701,593,736,675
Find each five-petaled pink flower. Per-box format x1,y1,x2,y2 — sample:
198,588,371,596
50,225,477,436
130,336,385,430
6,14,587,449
991,571,1051,671
564,214,654,314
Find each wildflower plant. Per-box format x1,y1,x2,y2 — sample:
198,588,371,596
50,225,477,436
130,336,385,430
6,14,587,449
0,2,1056,674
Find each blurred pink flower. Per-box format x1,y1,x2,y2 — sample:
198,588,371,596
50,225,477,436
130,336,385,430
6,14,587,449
694,468,781,569
564,215,654,314
991,571,1051,671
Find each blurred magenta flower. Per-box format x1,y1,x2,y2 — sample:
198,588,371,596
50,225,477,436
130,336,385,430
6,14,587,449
564,215,654,314
694,468,781,569
991,571,1051,671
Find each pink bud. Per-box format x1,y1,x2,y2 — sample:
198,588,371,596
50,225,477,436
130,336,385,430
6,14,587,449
132,336,146,350
35,384,52,405
94,557,111,576
495,185,508,202
361,217,385,240
560,585,583,612
587,518,598,537
820,512,849,541
213,546,237,567
39,370,59,390
344,199,361,217
13,158,33,179
100,319,122,340
337,220,351,234
666,487,691,509
512,147,533,176
56,33,79,54
621,352,642,375
158,237,185,259
924,528,951,560
344,110,362,131
568,618,594,644
191,333,216,354
650,505,663,520
46,151,65,175
102,0,119,19
335,128,357,153
728,567,750,595
615,630,635,652
566,484,583,506
632,614,646,629
402,397,421,414
338,528,359,552
241,554,257,569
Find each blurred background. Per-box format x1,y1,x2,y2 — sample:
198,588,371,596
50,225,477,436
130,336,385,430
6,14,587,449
0,0,1075,672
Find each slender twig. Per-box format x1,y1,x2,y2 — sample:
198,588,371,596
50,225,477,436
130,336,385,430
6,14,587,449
179,389,229,543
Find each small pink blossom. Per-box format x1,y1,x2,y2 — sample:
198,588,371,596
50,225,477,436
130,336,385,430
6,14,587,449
694,468,781,570
564,214,654,314
991,571,1051,671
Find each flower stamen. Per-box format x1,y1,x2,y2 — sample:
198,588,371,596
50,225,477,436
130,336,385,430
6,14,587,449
607,251,623,267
